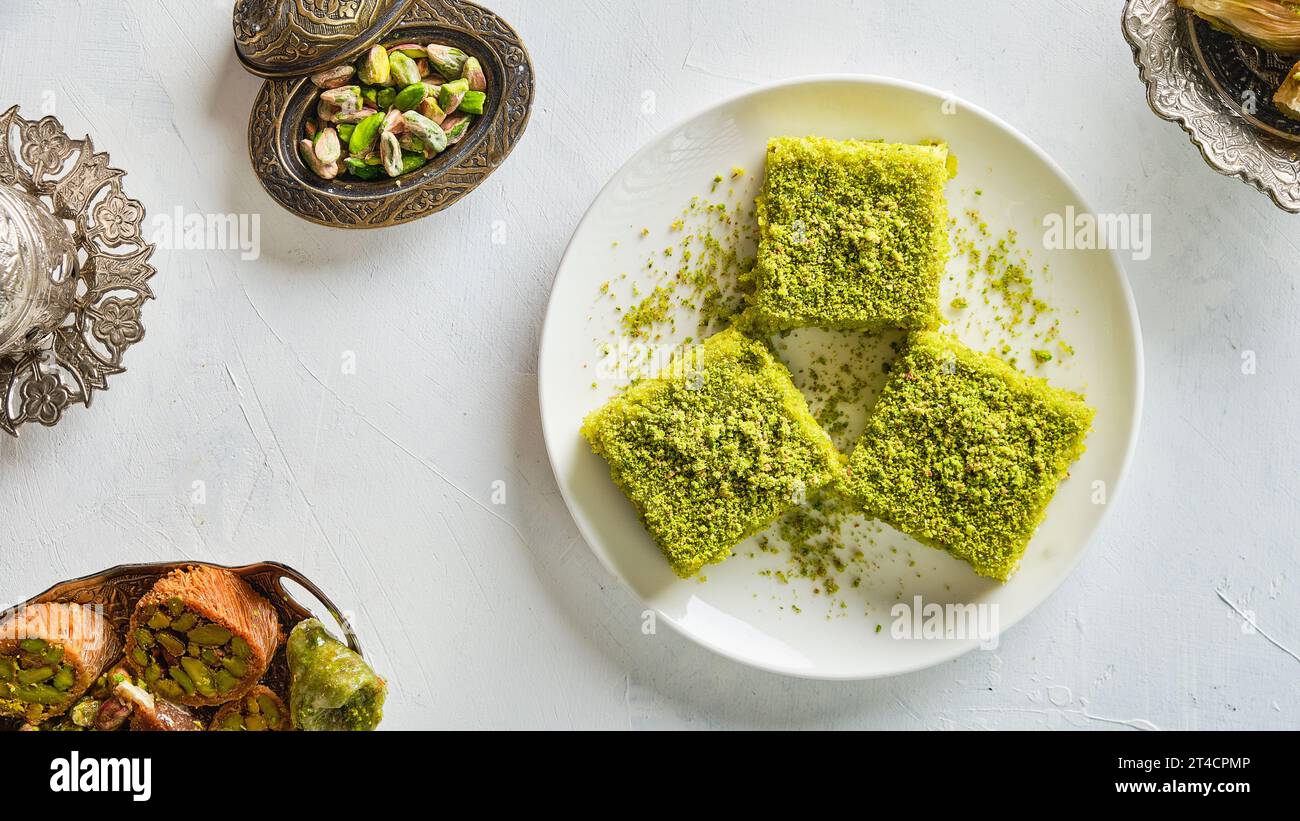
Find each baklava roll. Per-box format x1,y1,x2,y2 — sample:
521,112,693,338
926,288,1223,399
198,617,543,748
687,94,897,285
0,602,121,723
123,566,281,707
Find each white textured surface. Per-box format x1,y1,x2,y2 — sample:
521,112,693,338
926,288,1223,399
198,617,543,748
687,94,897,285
0,0,1295,729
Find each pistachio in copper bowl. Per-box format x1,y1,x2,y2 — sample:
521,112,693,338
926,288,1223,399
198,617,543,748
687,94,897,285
240,0,536,228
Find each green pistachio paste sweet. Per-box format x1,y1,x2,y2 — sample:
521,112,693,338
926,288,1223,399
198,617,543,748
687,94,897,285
287,619,386,731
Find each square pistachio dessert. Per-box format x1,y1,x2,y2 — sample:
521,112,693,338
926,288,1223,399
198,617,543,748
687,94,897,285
750,136,950,332
842,332,1094,582
582,328,841,578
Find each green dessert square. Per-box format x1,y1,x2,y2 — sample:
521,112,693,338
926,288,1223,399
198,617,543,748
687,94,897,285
582,328,841,578
751,136,950,331
842,332,1094,582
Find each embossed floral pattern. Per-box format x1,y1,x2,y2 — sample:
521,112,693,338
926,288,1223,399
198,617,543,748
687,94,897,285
93,192,143,246
19,372,69,426
91,297,144,349
19,117,72,179
233,0,277,41
303,0,362,19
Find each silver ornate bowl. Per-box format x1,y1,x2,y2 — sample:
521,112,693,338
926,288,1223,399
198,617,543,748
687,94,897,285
0,106,157,435
0,185,78,353
1123,0,1300,212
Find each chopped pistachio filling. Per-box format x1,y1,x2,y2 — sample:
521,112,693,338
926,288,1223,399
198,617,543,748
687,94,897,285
842,331,1094,582
131,597,251,701
0,638,76,721
582,328,842,577
751,137,950,332
215,688,287,731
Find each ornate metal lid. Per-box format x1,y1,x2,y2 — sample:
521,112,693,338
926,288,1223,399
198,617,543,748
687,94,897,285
233,0,417,79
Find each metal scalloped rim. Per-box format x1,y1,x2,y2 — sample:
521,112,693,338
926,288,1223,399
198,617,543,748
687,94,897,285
1121,0,1300,213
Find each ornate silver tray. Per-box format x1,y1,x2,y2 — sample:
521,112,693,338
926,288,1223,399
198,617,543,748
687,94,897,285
1123,1,1300,211
0,106,157,434
1123,0,1300,212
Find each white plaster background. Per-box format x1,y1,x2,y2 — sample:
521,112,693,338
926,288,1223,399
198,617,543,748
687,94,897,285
0,0,1295,729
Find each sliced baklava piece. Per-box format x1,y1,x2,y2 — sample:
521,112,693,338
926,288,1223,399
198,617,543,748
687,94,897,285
751,136,950,332
582,327,842,577
0,602,121,724
842,332,1094,582
211,685,289,731
123,566,281,707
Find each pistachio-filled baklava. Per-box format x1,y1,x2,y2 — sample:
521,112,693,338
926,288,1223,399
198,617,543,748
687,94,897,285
287,619,386,731
123,566,282,707
0,602,121,723
211,684,289,731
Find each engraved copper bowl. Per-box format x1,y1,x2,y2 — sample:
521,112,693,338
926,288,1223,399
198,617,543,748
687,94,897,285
1123,0,1300,212
0,560,362,731
0,106,157,434
239,0,535,228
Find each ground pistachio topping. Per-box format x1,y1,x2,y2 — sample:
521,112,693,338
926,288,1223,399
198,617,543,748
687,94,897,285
749,137,950,332
586,147,1090,606
582,328,842,578
948,200,1074,368
593,174,757,357
841,331,1095,582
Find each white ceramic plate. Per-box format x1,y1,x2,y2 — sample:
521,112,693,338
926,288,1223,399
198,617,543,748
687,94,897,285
539,76,1143,679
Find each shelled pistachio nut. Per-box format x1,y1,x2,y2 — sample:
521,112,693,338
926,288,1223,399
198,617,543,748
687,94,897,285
442,115,473,145
382,108,405,134
391,44,427,59
321,85,363,116
380,131,404,178
393,83,428,112
348,111,386,155
336,107,379,124
300,42,490,181
389,51,423,87
300,140,339,180
317,98,340,123
314,127,341,164
460,91,486,116
462,56,486,92
358,45,391,86
310,65,356,89
344,156,382,180
401,110,448,153
426,44,468,81
439,79,470,117
418,96,447,125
